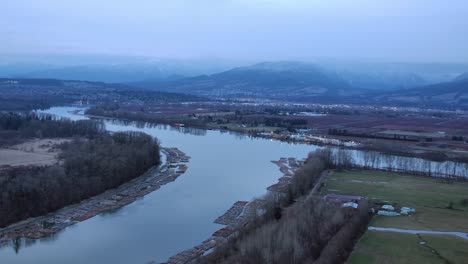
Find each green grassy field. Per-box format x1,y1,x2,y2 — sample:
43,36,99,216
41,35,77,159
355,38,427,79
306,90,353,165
322,170,468,232
324,170,468,264
348,231,468,264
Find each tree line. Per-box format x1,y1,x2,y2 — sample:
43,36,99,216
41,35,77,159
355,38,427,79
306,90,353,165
0,78,206,111
0,112,104,146
201,149,370,264
86,105,309,131
332,147,468,179
0,113,161,227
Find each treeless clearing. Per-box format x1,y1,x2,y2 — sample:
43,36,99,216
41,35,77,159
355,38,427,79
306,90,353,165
325,170,468,263
322,170,468,232
0,138,69,166
348,232,468,264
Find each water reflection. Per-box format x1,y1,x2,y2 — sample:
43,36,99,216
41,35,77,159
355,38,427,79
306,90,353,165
31,107,468,179
175,126,207,136
6,229,63,254
339,149,468,178
13,238,21,254
1,106,466,264
100,118,209,137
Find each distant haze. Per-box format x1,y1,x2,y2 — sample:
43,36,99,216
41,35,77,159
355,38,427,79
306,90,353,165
2,0,468,63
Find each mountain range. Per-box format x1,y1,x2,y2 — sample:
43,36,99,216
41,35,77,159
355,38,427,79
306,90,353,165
3,57,468,90
133,62,468,107
135,62,358,99
0,57,241,83
1,59,467,107
454,72,468,82
376,78,468,107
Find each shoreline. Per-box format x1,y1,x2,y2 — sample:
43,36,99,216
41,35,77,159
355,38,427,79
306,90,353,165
86,110,467,179
163,157,302,264
78,109,468,166
0,147,190,248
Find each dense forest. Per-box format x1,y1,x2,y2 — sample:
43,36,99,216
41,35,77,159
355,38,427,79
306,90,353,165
201,150,370,263
0,114,161,227
86,104,309,131
86,104,211,128
0,112,104,146
0,78,205,111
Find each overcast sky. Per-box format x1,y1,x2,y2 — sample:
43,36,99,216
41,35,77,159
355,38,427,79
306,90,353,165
2,0,468,63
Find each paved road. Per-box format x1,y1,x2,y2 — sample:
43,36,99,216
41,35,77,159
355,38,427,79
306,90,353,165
368,226,468,240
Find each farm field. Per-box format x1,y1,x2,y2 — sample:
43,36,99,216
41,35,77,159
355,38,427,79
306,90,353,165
322,170,468,232
305,114,468,134
323,170,468,263
348,231,468,264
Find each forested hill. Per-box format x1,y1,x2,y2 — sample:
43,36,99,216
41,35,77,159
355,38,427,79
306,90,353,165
134,61,468,108
375,79,468,107
134,62,358,99
454,72,468,82
0,78,206,111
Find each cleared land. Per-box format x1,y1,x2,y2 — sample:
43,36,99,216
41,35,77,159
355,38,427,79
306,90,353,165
0,147,189,244
348,231,468,264
0,139,69,166
322,170,468,232
322,170,468,263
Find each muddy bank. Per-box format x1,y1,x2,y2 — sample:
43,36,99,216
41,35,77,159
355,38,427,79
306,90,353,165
163,157,301,264
267,157,304,193
0,147,190,247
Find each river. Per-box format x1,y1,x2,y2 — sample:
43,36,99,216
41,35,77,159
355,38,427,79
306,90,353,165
0,106,466,264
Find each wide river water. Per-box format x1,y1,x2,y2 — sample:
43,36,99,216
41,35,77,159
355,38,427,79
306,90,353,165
0,106,467,264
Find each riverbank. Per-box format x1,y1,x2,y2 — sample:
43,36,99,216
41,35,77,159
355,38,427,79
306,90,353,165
82,106,468,164
0,147,190,247
79,109,468,177
190,150,370,264
163,157,303,264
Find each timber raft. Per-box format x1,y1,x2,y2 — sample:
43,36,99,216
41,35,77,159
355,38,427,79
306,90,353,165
164,157,303,264
0,147,190,247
